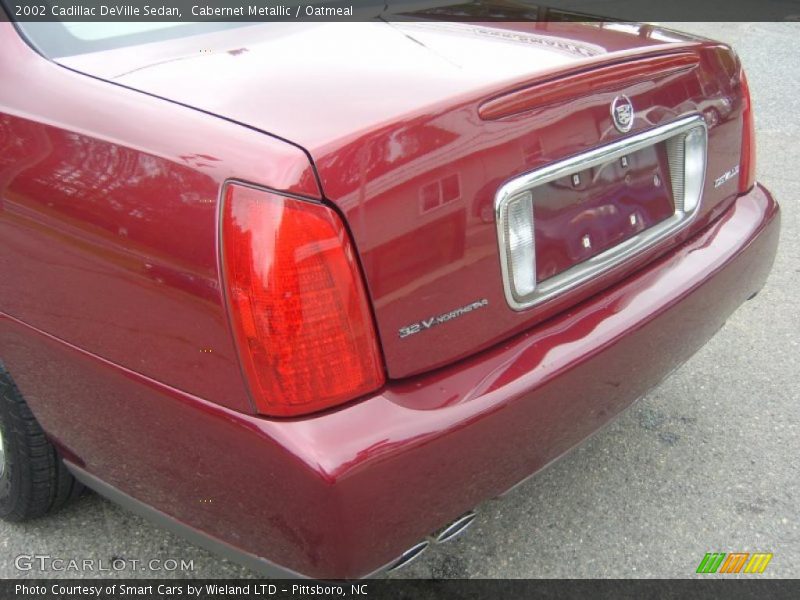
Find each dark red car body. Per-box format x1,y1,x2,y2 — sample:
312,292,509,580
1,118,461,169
0,20,780,578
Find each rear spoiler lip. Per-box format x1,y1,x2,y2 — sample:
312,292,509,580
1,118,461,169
479,49,701,121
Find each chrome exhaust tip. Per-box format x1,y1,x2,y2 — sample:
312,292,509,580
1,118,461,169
433,511,477,544
386,540,430,573
384,510,477,574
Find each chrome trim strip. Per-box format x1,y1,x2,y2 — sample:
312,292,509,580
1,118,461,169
495,115,707,311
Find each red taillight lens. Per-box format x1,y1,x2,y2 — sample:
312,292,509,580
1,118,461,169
739,69,757,193
221,183,385,417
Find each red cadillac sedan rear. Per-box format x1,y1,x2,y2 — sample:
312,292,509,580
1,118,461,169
0,18,779,578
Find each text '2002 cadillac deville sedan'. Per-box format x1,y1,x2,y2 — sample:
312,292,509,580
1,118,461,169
0,14,780,578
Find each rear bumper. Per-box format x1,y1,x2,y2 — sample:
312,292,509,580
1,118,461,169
2,184,780,579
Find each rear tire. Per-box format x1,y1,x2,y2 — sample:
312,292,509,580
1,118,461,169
0,365,83,521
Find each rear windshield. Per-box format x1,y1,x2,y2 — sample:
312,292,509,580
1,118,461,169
7,19,254,58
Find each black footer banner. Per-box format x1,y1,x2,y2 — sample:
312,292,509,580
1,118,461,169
3,579,800,600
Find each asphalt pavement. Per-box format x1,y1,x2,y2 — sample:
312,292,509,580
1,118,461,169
1,22,797,580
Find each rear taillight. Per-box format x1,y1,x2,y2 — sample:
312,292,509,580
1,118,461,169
739,69,757,193
221,183,385,417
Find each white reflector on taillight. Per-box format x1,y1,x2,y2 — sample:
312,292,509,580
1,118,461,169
503,191,536,299
682,126,707,214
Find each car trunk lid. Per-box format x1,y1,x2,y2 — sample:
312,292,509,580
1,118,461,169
59,21,744,379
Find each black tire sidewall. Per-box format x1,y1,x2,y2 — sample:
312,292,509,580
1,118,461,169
0,393,23,518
